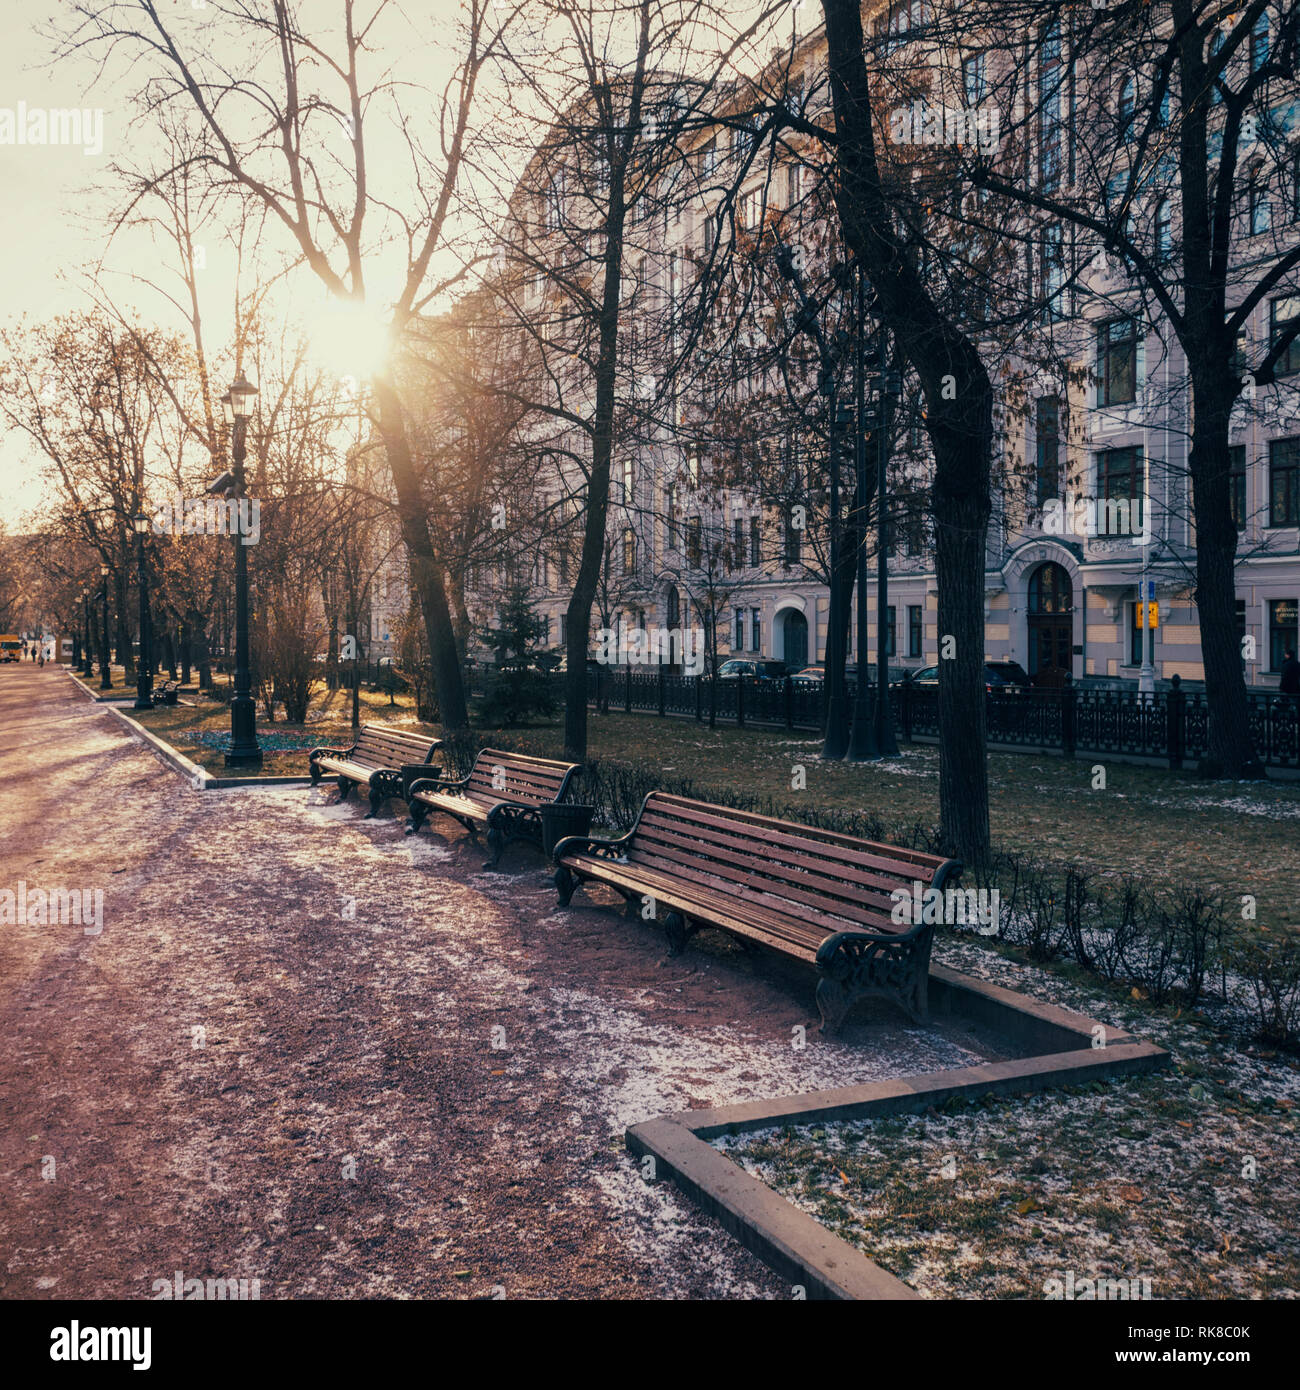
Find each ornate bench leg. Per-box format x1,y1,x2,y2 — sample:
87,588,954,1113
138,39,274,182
309,761,322,786
365,788,385,819
337,776,353,801
553,864,578,908
663,910,691,957
815,974,852,1035
406,803,429,835
483,825,506,870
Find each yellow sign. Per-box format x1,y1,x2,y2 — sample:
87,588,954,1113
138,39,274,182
1146,601,1159,630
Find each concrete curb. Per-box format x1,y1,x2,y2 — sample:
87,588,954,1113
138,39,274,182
626,965,1169,1300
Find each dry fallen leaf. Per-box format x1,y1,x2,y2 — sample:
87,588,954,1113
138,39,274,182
1119,1185,1144,1203
1017,1196,1040,1215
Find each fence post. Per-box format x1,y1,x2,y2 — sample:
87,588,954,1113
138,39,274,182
784,674,794,729
625,667,632,714
1167,672,1184,770
900,678,912,743
1061,677,1076,759
695,673,703,722
657,662,666,717
736,675,745,727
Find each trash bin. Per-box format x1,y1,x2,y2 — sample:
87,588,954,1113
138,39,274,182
539,802,595,857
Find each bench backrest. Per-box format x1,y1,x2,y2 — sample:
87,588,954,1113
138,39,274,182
464,748,580,806
352,724,441,768
625,792,958,936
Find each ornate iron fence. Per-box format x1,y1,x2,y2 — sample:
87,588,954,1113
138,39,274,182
462,664,1299,771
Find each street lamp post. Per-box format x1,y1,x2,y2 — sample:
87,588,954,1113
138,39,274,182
873,341,901,759
80,588,91,675
848,267,879,761
221,375,262,766
132,513,154,709
99,565,113,690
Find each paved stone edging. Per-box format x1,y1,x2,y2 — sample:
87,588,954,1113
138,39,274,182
626,966,1170,1301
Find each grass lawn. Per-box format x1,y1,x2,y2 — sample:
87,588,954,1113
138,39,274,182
718,937,1300,1299
491,709,1300,938
123,683,423,777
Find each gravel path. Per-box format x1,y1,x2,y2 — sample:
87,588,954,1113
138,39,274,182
0,667,990,1299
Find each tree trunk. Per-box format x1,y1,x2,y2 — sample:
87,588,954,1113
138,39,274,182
180,619,192,685
1187,375,1264,778
114,573,134,677
821,0,993,862
371,373,468,731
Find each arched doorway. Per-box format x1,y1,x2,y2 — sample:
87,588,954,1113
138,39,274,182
1027,562,1073,687
665,586,680,630
781,609,808,671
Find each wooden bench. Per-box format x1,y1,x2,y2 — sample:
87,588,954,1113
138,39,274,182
551,792,962,1033
152,679,180,705
309,724,443,818
406,748,582,868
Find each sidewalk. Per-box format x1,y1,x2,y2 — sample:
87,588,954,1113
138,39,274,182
0,665,988,1298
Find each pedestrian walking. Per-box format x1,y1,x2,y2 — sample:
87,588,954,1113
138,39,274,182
1280,648,1300,697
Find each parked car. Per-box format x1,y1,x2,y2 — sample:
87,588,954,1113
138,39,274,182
893,660,1032,692
717,658,788,680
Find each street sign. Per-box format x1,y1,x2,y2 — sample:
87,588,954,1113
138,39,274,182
1146,601,1159,630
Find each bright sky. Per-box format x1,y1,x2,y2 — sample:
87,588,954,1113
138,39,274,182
0,0,808,529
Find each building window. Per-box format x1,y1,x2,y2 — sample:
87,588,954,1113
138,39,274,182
784,510,802,566
686,446,700,486
1038,20,1062,191
750,516,761,566
1236,599,1248,659
1155,198,1173,260
622,527,636,574
559,613,568,645
1041,222,1066,319
1118,77,1136,142
1097,317,1137,405
1128,600,1144,667
1100,444,1143,504
885,605,897,658
1035,396,1061,504
1230,445,1247,531
751,608,761,654
620,458,634,504
732,515,744,566
962,51,986,107
1270,296,1300,377
1250,13,1269,71
1270,599,1298,672
734,609,744,652
908,605,923,658
664,483,678,549
1269,437,1300,527
685,515,702,566
1249,177,1272,236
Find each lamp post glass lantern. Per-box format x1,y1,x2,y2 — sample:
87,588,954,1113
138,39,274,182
223,374,262,765
99,565,112,690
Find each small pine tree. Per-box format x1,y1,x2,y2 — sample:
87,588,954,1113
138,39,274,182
477,582,555,726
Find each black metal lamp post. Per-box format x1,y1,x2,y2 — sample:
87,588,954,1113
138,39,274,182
872,340,901,760
222,376,262,766
99,565,113,690
79,587,91,675
848,265,879,761
132,513,154,709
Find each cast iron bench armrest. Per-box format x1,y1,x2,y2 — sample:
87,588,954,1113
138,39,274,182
407,774,467,800
310,744,355,763
814,918,931,968
551,831,631,865
399,762,444,798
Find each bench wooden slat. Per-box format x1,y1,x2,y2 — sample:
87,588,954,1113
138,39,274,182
553,791,961,1033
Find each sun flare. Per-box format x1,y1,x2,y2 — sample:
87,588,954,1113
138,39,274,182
304,297,393,384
